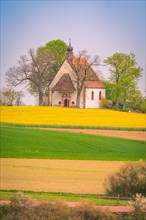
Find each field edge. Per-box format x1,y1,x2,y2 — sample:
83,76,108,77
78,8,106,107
1,122,146,131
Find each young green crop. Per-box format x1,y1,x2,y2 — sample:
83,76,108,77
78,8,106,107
1,126,145,161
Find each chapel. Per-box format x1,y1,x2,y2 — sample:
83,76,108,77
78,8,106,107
48,41,105,108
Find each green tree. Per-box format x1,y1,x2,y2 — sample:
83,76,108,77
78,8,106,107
39,39,67,73
29,39,67,104
140,97,146,113
104,53,142,109
103,80,116,101
45,39,67,66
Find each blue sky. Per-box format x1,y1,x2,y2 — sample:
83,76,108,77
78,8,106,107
1,0,145,104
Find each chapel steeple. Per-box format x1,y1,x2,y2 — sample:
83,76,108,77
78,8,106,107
66,38,73,60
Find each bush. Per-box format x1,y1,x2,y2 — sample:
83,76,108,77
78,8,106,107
0,205,9,220
104,162,146,197
71,203,120,220
1,192,34,220
100,98,113,109
141,101,146,113
33,201,70,220
1,196,120,220
2,206,34,220
10,192,34,207
128,194,146,220
119,108,133,112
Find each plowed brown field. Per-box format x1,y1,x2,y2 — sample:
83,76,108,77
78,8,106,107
1,159,125,194
42,128,146,140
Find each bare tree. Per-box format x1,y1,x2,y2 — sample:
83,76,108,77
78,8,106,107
71,50,100,107
0,87,23,106
6,48,57,106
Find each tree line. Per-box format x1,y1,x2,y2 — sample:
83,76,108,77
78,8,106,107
1,39,145,112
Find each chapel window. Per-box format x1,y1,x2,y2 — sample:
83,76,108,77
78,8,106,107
91,91,94,100
99,91,102,100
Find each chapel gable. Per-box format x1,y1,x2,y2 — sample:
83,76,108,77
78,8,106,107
48,40,106,108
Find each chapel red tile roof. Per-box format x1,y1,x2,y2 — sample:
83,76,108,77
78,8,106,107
84,80,105,89
71,57,89,66
52,73,76,93
69,57,99,81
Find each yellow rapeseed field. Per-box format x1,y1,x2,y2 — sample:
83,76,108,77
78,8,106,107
0,106,146,128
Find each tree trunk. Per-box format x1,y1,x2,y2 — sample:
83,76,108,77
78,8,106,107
123,103,126,109
76,93,80,108
116,100,119,109
38,90,44,106
76,82,84,108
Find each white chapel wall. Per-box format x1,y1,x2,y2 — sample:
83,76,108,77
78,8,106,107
52,91,77,107
85,88,105,108
49,59,76,105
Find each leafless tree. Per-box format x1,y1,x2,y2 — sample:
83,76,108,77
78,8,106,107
6,48,57,106
0,87,23,106
71,50,100,107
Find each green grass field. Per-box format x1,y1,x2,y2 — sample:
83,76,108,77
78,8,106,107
1,126,145,161
0,190,128,206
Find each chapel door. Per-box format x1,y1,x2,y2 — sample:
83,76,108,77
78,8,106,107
64,99,69,107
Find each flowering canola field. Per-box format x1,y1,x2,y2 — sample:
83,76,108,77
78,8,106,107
0,106,145,128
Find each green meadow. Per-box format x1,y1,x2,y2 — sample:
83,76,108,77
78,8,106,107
0,190,127,206
1,126,145,161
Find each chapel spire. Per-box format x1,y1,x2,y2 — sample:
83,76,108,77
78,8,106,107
66,38,73,60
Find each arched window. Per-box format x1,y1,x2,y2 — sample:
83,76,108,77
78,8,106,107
99,91,102,100
91,91,94,100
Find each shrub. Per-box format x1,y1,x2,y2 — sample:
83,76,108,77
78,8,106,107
10,192,34,207
128,194,146,220
100,98,113,109
141,101,146,113
70,203,120,220
1,201,70,220
2,206,34,220
33,201,70,220
2,192,35,220
1,199,120,220
104,162,146,197
0,205,9,220
119,108,133,112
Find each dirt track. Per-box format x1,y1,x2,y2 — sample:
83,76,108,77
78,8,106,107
42,128,146,141
0,200,130,213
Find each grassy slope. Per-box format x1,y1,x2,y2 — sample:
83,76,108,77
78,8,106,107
1,126,145,161
0,190,127,206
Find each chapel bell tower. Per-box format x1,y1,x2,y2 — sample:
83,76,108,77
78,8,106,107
66,38,73,60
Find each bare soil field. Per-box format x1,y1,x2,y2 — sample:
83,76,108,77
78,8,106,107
1,158,125,194
42,128,146,140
